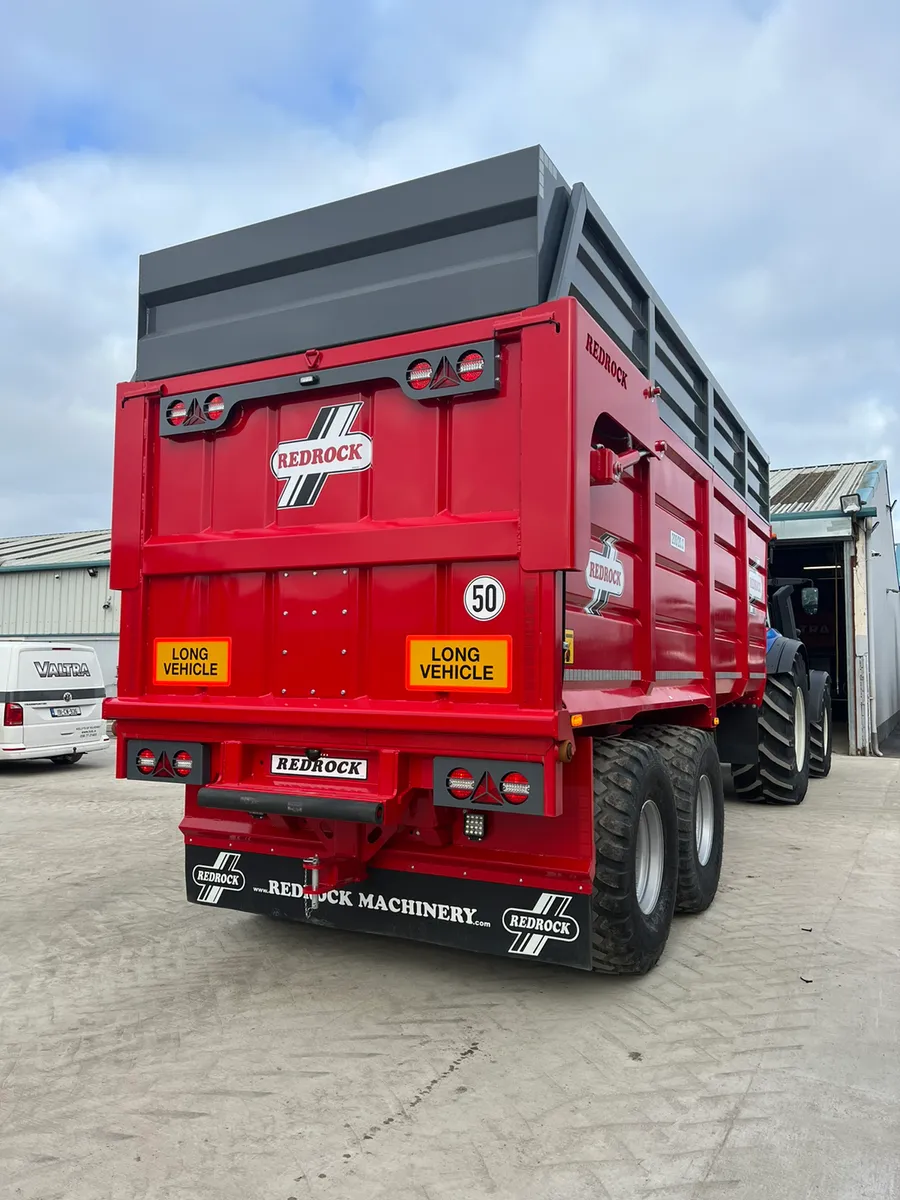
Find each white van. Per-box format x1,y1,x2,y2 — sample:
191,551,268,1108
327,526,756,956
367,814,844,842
0,639,110,766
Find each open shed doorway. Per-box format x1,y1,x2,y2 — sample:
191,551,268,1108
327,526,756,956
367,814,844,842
770,537,851,752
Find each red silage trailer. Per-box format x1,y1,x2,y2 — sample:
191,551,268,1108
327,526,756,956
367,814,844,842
106,148,777,973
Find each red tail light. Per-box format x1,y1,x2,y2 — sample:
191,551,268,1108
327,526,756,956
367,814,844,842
447,767,476,800
406,359,433,390
499,771,530,804
3,703,23,728
136,748,157,774
166,399,187,426
173,750,194,777
204,394,225,421
457,351,485,382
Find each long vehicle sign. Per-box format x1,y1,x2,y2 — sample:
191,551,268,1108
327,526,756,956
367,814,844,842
406,637,511,692
153,639,232,686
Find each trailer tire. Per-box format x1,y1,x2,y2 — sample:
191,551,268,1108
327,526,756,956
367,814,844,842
809,673,833,779
732,657,810,804
626,727,724,914
590,738,678,975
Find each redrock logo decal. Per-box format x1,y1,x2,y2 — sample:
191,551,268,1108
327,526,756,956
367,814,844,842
585,534,625,614
271,401,373,508
503,894,580,956
192,852,245,904
34,661,90,678
271,754,368,780
585,333,628,388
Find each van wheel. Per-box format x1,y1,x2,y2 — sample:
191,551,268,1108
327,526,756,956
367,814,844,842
626,727,724,914
590,738,678,975
733,657,810,804
50,753,83,766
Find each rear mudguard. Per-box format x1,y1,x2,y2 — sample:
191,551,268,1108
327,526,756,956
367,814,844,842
765,634,807,677
808,669,831,724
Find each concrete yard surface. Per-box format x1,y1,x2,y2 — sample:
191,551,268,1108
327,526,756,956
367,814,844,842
1,749,898,1200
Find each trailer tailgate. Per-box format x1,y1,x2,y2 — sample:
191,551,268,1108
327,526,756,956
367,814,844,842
109,312,576,739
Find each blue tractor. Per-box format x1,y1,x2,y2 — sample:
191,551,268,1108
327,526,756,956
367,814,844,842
730,575,833,803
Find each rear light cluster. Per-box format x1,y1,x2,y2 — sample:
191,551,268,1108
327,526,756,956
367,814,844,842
174,751,194,776
499,772,530,802
445,767,531,804
406,350,485,391
457,351,485,382
406,360,434,390
166,400,187,427
3,703,23,728
166,394,225,428
135,747,194,777
136,749,157,774
447,767,476,799
204,394,225,421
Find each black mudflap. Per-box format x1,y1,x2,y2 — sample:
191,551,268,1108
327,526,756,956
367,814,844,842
185,845,593,971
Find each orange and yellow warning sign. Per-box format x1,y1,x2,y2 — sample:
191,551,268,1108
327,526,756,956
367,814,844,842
154,638,231,686
406,636,511,692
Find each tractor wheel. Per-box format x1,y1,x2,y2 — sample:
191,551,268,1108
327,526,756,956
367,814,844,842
627,726,724,914
809,672,833,779
733,657,810,804
590,738,678,975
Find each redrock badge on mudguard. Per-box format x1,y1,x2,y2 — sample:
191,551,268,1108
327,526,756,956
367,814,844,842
192,852,245,904
271,401,372,508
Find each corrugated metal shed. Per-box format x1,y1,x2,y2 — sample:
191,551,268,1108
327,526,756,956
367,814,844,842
770,461,884,516
0,529,118,640
0,529,110,569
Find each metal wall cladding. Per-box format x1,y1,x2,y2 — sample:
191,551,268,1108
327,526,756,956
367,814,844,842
0,567,120,636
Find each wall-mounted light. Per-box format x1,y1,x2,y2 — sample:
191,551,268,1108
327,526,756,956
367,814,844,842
840,493,862,515
87,567,98,578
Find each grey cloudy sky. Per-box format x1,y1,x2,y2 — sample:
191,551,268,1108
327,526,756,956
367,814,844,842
1,0,898,536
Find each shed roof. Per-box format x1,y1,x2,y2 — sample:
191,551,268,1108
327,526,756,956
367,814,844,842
0,529,111,570
770,461,885,516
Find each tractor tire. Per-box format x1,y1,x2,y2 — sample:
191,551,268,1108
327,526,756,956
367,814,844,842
590,738,678,975
626,726,724,914
733,656,810,804
809,672,833,779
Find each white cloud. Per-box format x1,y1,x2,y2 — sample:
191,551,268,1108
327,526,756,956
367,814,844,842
2,0,900,533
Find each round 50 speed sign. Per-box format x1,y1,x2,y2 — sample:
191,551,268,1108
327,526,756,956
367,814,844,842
464,576,506,621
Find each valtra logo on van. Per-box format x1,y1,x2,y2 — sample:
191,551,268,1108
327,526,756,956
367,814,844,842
34,661,91,678
271,401,373,508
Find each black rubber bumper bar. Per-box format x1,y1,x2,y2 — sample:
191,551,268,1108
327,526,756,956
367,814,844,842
197,787,384,824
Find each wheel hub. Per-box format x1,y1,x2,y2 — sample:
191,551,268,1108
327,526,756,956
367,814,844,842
794,686,807,770
635,798,665,915
695,774,715,867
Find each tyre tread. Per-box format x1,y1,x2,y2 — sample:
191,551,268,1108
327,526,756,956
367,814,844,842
732,659,810,804
591,739,677,975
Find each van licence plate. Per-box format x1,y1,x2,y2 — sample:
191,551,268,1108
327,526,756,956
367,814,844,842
50,706,82,718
